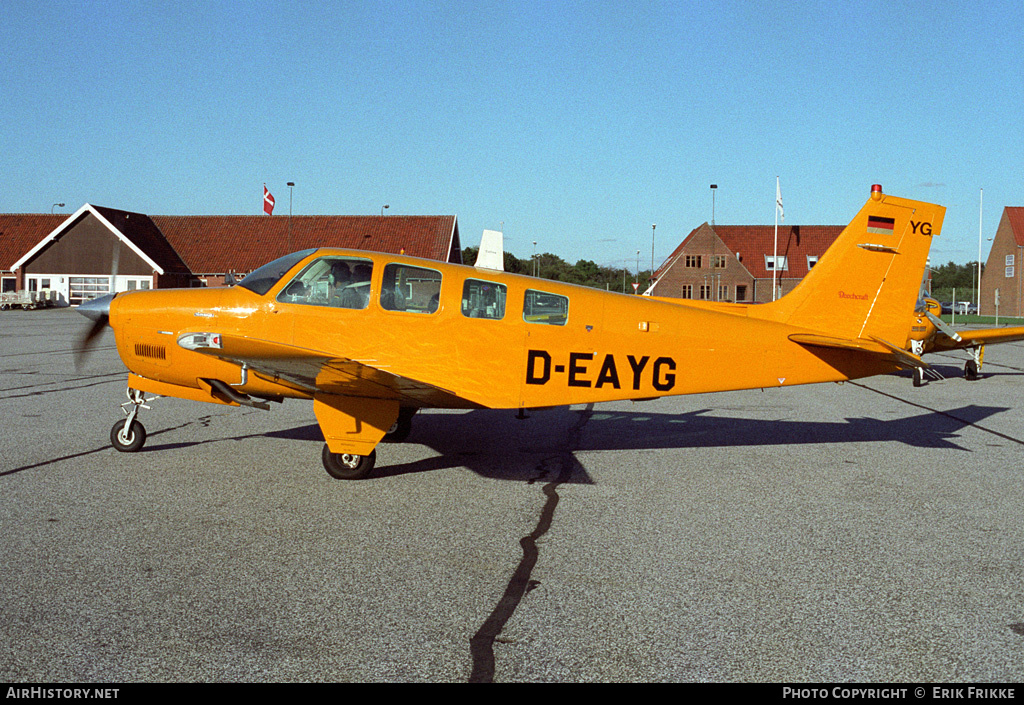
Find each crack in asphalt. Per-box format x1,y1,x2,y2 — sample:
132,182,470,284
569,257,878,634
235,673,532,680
468,403,593,683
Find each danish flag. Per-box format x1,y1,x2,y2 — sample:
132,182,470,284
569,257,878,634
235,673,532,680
263,185,275,215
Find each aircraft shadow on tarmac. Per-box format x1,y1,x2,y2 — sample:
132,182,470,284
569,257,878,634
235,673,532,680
222,401,1015,483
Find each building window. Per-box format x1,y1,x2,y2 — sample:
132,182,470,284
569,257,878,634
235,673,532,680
1006,254,1015,266
699,285,711,300
685,255,702,268
1007,267,1015,278
807,255,819,269
735,285,748,301
712,255,726,269
718,284,729,301
69,276,111,305
765,256,788,271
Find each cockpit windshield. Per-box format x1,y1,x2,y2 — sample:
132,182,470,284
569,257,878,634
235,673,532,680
238,249,316,296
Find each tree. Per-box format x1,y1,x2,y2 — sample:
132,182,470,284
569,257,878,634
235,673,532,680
930,261,983,302
460,246,651,292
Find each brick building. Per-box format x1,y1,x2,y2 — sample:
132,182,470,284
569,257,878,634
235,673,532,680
1,204,460,305
649,222,843,302
979,207,1024,317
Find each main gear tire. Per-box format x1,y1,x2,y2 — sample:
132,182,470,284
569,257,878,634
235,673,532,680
322,445,376,480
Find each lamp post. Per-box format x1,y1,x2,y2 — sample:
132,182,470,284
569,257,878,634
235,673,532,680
710,184,717,225
651,223,656,283
51,203,64,214
381,204,389,216
287,182,294,252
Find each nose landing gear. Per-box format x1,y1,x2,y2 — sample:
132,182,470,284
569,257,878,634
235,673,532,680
111,388,149,453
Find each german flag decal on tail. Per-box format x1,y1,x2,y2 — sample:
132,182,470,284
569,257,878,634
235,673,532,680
867,215,895,235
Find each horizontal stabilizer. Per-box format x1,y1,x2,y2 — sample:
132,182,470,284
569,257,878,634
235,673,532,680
790,332,928,369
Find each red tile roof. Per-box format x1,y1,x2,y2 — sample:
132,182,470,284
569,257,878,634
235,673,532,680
0,214,67,271
1005,207,1024,247
2,210,459,275
655,223,843,280
152,215,459,273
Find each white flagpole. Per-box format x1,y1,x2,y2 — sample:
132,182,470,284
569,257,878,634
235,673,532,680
773,177,782,300
978,187,983,312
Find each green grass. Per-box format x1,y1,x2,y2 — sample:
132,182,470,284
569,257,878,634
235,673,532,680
939,314,1024,326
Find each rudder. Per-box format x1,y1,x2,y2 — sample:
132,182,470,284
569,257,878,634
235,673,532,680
756,185,945,348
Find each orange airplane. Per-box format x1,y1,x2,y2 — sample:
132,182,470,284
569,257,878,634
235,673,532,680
78,185,946,479
905,296,1024,386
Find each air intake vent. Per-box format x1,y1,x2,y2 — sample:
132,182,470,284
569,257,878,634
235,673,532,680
134,343,167,360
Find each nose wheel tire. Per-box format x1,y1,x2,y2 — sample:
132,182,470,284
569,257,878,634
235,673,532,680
110,419,147,453
322,445,376,480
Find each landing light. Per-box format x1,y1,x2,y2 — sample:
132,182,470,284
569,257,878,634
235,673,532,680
179,332,223,350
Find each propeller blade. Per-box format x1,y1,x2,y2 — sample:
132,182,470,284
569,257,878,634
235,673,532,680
74,293,115,368
924,310,963,343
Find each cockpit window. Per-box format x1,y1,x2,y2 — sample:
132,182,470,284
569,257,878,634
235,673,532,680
523,289,568,325
238,249,316,296
462,279,506,320
380,263,442,313
277,256,373,309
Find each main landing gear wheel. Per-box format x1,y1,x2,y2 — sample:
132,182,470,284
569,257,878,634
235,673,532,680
322,445,376,480
110,419,147,452
913,367,925,387
965,359,980,381
383,407,416,442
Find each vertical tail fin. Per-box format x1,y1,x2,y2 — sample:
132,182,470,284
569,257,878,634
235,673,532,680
756,185,945,346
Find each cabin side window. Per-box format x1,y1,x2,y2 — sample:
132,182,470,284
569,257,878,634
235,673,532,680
461,279,506,320
380,263,442,313
276,256,374,309
523,289,568,326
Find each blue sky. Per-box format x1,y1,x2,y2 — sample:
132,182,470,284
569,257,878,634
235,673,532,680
3,0,1022,270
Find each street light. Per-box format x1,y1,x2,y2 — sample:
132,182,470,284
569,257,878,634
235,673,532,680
287,182,295,252
710,184,717,225
51,203,64,214
381,204,389,216
651,223,656,282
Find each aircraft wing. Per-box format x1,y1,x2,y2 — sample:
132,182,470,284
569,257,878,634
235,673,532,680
929,326,1024,352
179,332,480,409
